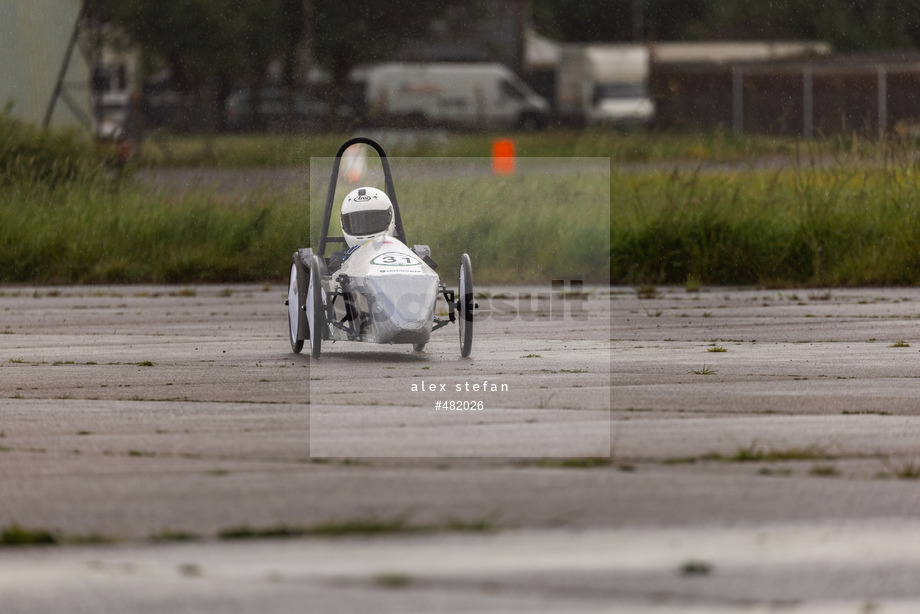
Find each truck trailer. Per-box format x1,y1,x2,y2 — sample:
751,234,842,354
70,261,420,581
556,44,654,128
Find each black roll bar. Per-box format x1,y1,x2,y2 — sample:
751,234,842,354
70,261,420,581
317,137,407,259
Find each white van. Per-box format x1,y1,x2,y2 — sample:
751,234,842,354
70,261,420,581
365,63,549,130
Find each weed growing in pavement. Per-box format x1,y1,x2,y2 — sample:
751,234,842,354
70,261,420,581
374,573,412,589
680,560,713,576
0,524,57,546
725,444,828,463
150,529,200,543
877,458,920,480
682,444,832,464
219,516,497,540
897,463,920,480
218,525,306,539
537,456,612,468
661,456,698,465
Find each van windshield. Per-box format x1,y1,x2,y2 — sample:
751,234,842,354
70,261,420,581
500,80,526,100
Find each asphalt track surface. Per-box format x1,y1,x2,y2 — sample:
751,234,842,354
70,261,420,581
3,284,920,613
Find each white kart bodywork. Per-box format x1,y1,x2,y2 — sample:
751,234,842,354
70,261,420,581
329,236,439,345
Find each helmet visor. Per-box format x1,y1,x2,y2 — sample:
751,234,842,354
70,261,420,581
342,207,392,236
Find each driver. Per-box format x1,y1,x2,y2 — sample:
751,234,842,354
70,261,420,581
341,187,395,248
328,186,395,271
329,186,397,329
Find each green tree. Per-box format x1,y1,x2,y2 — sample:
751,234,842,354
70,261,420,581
90,0,305,130
92,0,476,130
694,0,919,50
533,0,707,42
533,0,920,50
90,0,244,129
311,0,475,126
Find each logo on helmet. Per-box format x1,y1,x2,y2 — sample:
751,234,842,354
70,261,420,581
354,195,372,202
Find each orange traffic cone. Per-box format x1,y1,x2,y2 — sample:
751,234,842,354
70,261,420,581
491,139,515,175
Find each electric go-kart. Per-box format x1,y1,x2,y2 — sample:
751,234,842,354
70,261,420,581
285,137,474,359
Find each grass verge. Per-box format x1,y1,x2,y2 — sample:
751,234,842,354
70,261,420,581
612,151,920,286
218,515,497,540
8,124,920,286
0,182,306,284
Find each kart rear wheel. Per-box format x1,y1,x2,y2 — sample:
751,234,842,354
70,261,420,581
458,253,474,357
413,343,426,352
287,255,307,354
306,254,326,359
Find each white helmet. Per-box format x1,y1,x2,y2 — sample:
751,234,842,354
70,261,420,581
340,187,395,248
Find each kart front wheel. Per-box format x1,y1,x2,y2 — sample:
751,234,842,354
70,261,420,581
287,255,307,354
306,254,326,359
458,253,474,357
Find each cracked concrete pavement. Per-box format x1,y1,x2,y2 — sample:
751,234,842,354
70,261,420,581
2,284,920,612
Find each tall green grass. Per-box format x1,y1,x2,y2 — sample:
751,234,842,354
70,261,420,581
6,116,920,286
612,154,920,286
0,183,307,284
0,110,314,284
6,154,920,287
309,158,610,284
0,110,108,186
397,166,609,284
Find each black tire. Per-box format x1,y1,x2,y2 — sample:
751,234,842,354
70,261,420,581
287,255,307,354
413,343,426,352
458,253,474,357
308,254,326,359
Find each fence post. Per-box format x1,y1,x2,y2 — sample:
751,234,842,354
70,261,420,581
803,67,813,139
877,64,887,140
732,66,744,134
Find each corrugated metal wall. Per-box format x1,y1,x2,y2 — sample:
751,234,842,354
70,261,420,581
0,0,90,128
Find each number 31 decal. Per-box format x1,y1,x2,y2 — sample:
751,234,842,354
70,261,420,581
371,252,421,266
